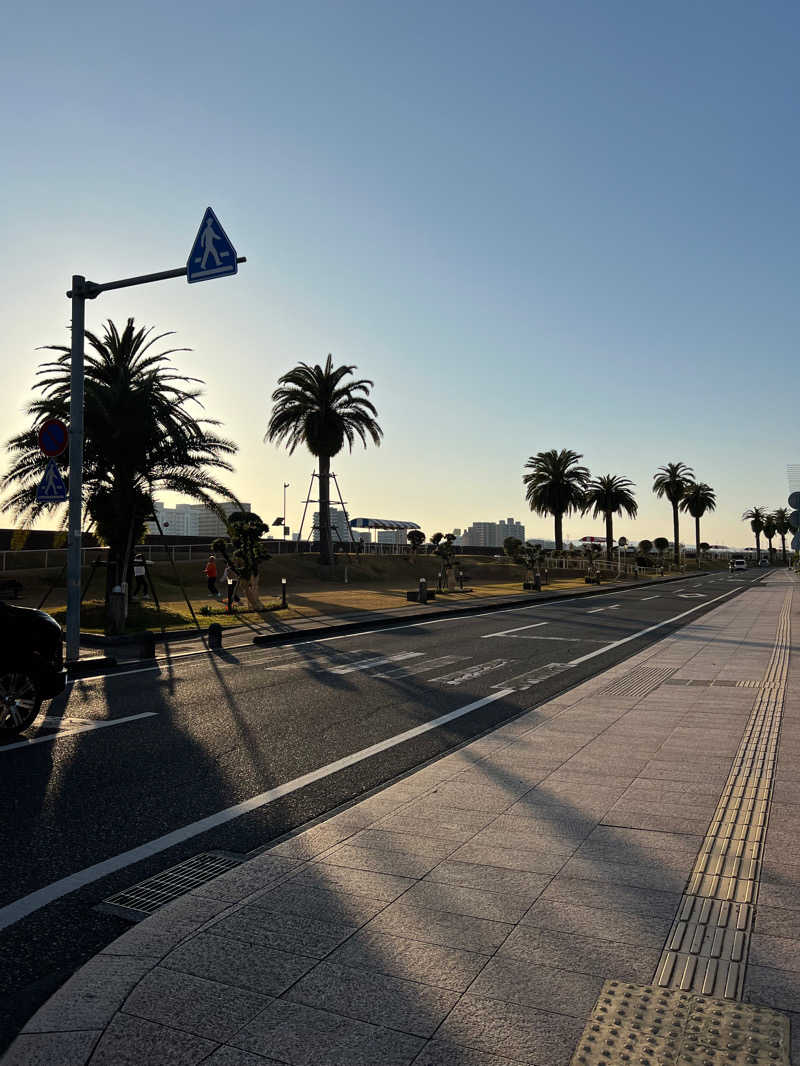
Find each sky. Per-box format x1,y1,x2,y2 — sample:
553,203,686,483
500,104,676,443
1,0,798,550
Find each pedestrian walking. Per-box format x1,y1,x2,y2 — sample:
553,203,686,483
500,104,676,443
204,555,220,598
223,562,240,612
132,555,149,598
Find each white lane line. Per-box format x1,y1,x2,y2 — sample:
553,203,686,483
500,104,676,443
641,595,660,601
329,652,423,675
586,606,607,614
0,712,156,753
0,688,513,931
568,587,740,667
430,659,511,684
373,655,467,679
481,622,548,639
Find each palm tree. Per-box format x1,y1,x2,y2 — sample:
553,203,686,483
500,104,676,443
266,354,382,566
680,482,717,570
772,508,791,563
742,507,767,563
652,462,694,568
582,474,638,561
763,515,776,564
523,449,591,552
2,319,236,629
638,539,653,561
653,537,669,567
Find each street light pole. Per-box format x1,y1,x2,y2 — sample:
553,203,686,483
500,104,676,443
66,277,86,664
283,483,289,541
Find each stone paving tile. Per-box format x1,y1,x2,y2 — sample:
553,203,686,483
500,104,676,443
317,843,442,879
449,767,549,791
447,841,569,875
399,880,533,924
754,905,800,941
411,1039,521,1065
100,895,231,960
88,1012,217,1065
286,861,416,901
497,925,654,983
748,933,800,972
230,999,424,1065
162,932,316,996
1,1030,100,1066
22,955,153,1033
249,881,390,927
435,993,585,1066
468,955,603,1017
328,928,488,991
601,808,713,835
586,825,704,853
540,876,682,919
209,905,354,958
468,823,583,858
366,900,513,954
347,828,461,859
285,961,460,1037
202,1048,283,1066
376,807,495,843
122,967,270,1042
759,879,800,911
575,839,699,869
267,823,362,859
423,860,551,900
421,782,528,813
520,898,672,947
192,856,303,902
558,855,690,892
744,963,800,1013
606,794,718,818
492,808,600,839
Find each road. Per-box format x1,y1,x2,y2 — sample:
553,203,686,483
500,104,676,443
0,570,763,1050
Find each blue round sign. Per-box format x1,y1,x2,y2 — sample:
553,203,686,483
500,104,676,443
38,418,68,457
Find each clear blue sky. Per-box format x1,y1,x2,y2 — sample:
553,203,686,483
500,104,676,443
2,1,798,548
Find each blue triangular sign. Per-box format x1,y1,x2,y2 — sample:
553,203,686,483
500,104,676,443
37,459,67,503
186,207,238,283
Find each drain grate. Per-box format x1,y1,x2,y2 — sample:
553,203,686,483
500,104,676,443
570,980,790,1065
99,851,242,920
599,666,676,699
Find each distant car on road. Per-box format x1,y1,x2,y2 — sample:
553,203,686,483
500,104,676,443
730,556,747,572
0,601,66,736
759,557,771,567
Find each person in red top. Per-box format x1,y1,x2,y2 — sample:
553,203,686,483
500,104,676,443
204,555,220,598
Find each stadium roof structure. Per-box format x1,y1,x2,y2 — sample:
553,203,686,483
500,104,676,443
349,518,421,530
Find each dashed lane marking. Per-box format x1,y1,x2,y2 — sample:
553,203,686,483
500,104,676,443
481,621,548,638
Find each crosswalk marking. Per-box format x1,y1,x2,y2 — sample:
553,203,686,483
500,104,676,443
372,655,467,679
430,659,512,685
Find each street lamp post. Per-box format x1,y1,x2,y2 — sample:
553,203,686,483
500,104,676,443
283,483,289,542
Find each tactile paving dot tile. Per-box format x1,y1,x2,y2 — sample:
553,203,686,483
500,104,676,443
570,981,791,1066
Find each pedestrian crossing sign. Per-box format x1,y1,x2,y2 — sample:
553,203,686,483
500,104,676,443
37,459,67,503
186,207,238,283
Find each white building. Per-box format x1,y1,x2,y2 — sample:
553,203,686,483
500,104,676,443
462,517,525,548
312,507,351,544
148,501,251,539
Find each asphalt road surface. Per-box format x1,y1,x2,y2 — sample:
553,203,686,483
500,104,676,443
0,570,765,1050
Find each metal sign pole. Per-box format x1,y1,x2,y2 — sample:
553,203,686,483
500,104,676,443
66,276,86,663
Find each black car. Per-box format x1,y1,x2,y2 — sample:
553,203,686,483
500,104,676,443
0,601,66,736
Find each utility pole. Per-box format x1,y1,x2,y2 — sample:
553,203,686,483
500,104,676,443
63,207,244,663
283,482,289,541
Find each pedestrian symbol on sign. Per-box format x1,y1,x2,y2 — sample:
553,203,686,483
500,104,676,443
37,459,67,503
187,207,238,283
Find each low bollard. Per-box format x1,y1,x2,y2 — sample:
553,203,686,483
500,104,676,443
534,573,542,591
139,631,156,659
419,577,427,604
208,622,223,650
281,577,287,609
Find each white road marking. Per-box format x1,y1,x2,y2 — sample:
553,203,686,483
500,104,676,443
0,712,156,753
0,688,514,931
481,622,548,638
430,659,512,685
372,655,467,679
586,606,607,614
640,595,660,601
329,652,423,674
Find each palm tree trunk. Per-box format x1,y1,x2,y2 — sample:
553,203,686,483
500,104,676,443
781,534,787,562
755,533,761,563
554,512,563,553
605,512,613,562
318,454,334,566
695,515,701,570
672,503,680,569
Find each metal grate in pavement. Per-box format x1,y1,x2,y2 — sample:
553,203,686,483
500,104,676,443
598,666,676,699
98,851,242,921
570,980,790,1065
653,591,792,999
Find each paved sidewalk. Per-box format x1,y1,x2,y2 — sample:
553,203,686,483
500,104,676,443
7,573,798,1065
